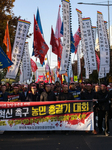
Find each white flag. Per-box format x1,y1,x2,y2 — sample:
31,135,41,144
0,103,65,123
97,11,110,78
60,0,71,74
22,42,31,82
92,26,96,44
82,18,97,73
6,19,30,79
76,9,90,78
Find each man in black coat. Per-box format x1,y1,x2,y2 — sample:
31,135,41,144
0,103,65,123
69,81,81,100
80,83,94,100
26,85,39,102
40,83,56,101
20,84,29,102
93,83,110,136
93,85,100,134
8,85,21,102
0,85,9,102
59,84,74,101
53,85,61,101
81,83,97,134
37,81,45,99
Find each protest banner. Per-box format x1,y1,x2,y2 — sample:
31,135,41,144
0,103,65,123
6,19,30,79
97,11,110,78
0,100,94,131
60,0,71,74
82,18,97,73
22,42,32,82
76,9,89,79
8,95,20,102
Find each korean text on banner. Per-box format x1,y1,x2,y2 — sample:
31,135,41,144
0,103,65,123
6,19,30,79
60,0,71,74
82,18,97,73
0,100,94,131
22,42,31,82
76,9,89,79
97,11,110,78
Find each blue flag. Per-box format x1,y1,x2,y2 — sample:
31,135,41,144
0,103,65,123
60,22,63,35
70,32,75,53
42,61,45,66
32,50,34,56
0,46,13,69
36,8,43,34
60,22,75,53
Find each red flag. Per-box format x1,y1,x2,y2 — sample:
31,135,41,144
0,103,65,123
95,52,100,71
30,58,38,72
73,27,81,54
33,15,49,64
50,27,58,55
50,27,62,68
54,5,63,70
38,55,45,65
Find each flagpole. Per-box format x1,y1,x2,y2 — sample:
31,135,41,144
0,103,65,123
81,58,83,82
50,46,51,66
57,5,61,82
58,5,61,69
42,24,51,82
46,54,52,83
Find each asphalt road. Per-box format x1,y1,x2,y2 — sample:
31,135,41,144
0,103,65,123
0,121,112,150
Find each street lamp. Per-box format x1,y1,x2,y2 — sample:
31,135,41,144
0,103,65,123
78,2,112,6
78,1,112,44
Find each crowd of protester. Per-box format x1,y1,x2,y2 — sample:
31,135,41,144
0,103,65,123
0,81,112,136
